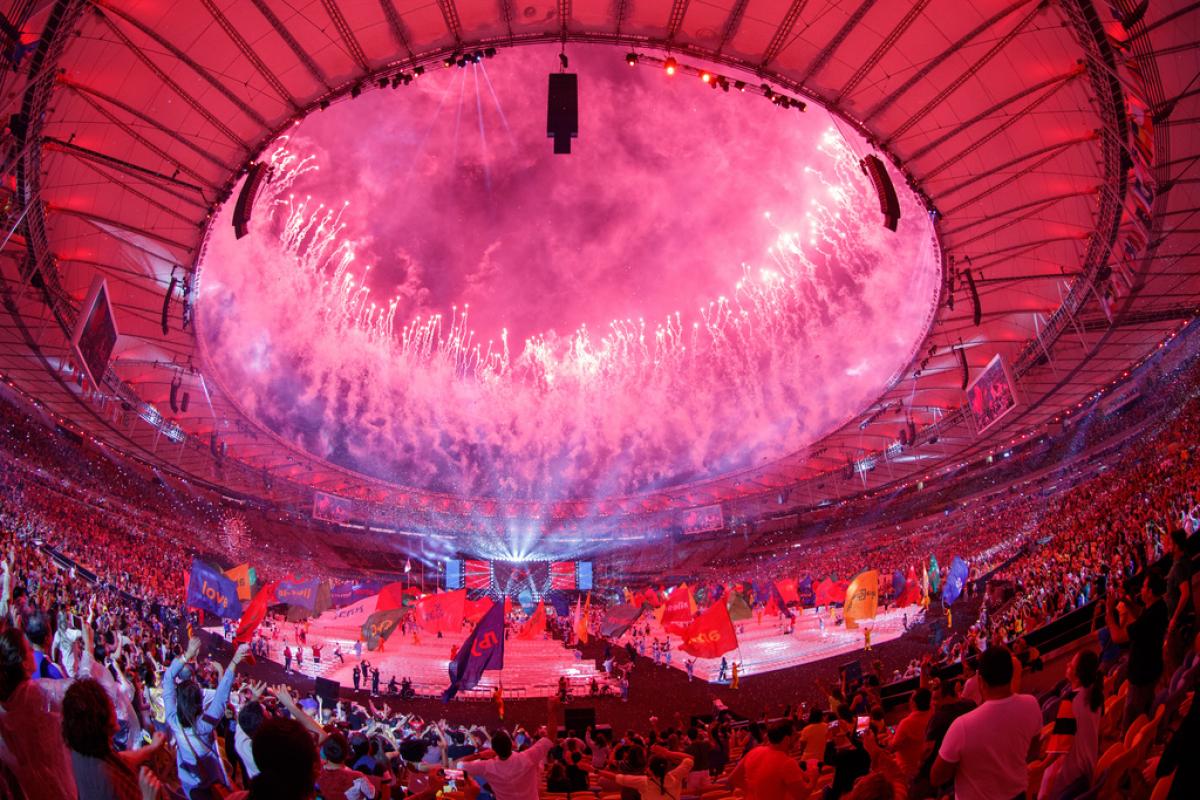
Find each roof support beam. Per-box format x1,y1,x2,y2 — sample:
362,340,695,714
250,0,330,89
863,0,1038,124
62,81,222,190
909,68,1080,164
321,0,370,72
834,0,929,103
378,0,415,58
49,207,195,252
760,0,808,68
436,0,463,44
666,0,690,43
800,0,876,84
94,2,270,130
201,0,299,111
94,11,249,151
938,134,1095,201
64,157,202,226
42,137,206,197
714,0,748,54
881,0,1046,144
941,188,1096,238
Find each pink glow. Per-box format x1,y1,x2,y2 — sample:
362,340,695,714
197,45,940,501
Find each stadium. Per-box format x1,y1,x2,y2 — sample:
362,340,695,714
0,1,1197,798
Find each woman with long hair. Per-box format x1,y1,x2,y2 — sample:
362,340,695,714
62,678,165,800
162,637,249,799
598,745,692,800
1039,648,1105,799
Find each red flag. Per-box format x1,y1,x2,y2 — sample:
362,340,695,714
775,578,800,605
517,600,546,640
504,596,512,616
414,589,466,634
464,596,494,624
234,581,279,646
831,580,850,604
898,567,922,605
377,582,409,611
765,594,780,617
814,578,835,606
680,601,739,659
661,583,696,631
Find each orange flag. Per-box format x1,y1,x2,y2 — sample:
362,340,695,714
680,600,739,659
517,600,546,640
574,593,590,644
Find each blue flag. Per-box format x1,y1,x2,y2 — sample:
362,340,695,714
443,601,505,701
892,570,906,599
798,576,815,607
549,594,571,618
941,557,969,606
187,560,242,619
277,578,321,610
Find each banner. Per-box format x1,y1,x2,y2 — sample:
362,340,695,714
443,601,505,701
331,580,383,608
600,603,643,638
517,600,546,640
362,608,407,651
187,559,243,619
727,593,753,622
276,578,320,610
680,601,739,659
223,563,256,603
414,589,466,634
843,570,879,630
660,583,696,631
234,581,278,645
775,578,800,606
831,580,849,605
929,556,941,595
941,557,970,606
324,594,380,631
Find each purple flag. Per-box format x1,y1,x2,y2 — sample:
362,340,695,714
443,601,505,702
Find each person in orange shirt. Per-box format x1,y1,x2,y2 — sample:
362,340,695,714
728,721,813,799
891,687,933,779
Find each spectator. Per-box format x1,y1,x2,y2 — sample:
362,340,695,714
1039,649,1104,800
799,707,829,767
460,697,559,800
227,717,319,800
317,732,376,800
62,677,166,800
1106,572,1169,728
931,646,1041,800
727,720,812,800
601,745,692,800
891,687,933,779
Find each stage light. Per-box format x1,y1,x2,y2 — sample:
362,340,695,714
700,71,712,83
484,47,496,58
625,52,638,67
663,57,677,75
377,77,389,89
350,82,362,98
444,55,456,67
414,66,424,76
734,80,746,92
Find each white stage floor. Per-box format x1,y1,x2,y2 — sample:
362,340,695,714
209,602,923,695
623,603,925,682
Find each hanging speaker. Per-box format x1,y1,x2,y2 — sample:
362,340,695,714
169,377,179,413
860,155,901,231
957,347,970,390
180,392,190,413
965,269,981,326
232,162,270,239
907,419,917,445
161,276,177,335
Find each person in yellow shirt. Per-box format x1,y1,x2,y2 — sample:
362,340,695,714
731,661,740,690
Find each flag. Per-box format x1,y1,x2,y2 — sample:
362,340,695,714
414,589,466,634
775,578,800,606
443,601,505,701
223,564,255,603
831,580,849,605
276,578,320,610
814,578,835,607
404,558,412,574
680,601,739,659
660,583,696,631
362,608,407,651
921,562,930,603
574,593,590,644
331,580,383,608
517,601,546,640
727,592,753,621
892,570,906,600
234,581,278,645
324,593,380,632
941,557,970,606
798,576,815,607
465,596,494,624
314,581,333,614
599,603,642,638
844,570,880,630
764,594,780,617
898,567,921,606
187,559,243,619
929,556,941,595
549,594,571,618
375,582,410,611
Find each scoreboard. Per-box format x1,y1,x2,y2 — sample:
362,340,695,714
444,559,593,596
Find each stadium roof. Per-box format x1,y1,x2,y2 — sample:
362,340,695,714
0,0,1197,526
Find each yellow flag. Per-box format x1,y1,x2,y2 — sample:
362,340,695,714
844,570,879,630
575,592,590,644
223,563,254,603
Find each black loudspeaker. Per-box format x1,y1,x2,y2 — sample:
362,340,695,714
957,347,970,390
860,155,901,231
314,676,340,704
547,73,578,154
562,707,595,736
180,392,190,413
965,269,982,326
169,377,179,413
232,162,269,239
161,276,177,335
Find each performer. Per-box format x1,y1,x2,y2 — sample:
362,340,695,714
730,661,740,690
718,657,728,682
863,627,872,652
493,683,505,720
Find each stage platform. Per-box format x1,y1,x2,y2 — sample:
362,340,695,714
209,602,924,698
628,603,925,682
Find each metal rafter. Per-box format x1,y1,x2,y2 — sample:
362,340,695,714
93,10,249,150
436,0,463,44
938,134,1095,199
250,0,330,89
714,0,748,54
835,0,929,103
320,0,370,72
882,0,1046,145
941,188,1096,239
666,0,690,43
908,68,1080,163
378,0,415,58
943,144,1088,218
863,0,1038,124
200,0,299,110
93,2,270,130
63,81,222,189
45,142,206,217
800,0,876,85
42,136,205,197
48,207,193,252
760,0,808,68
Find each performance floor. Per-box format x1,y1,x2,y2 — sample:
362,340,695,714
210,602,924,697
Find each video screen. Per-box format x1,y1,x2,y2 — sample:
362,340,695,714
464,559,491,590
966,354,1019,434
578,561,593,591
550,561,576,590
444,559,463,589
71,277,119,387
